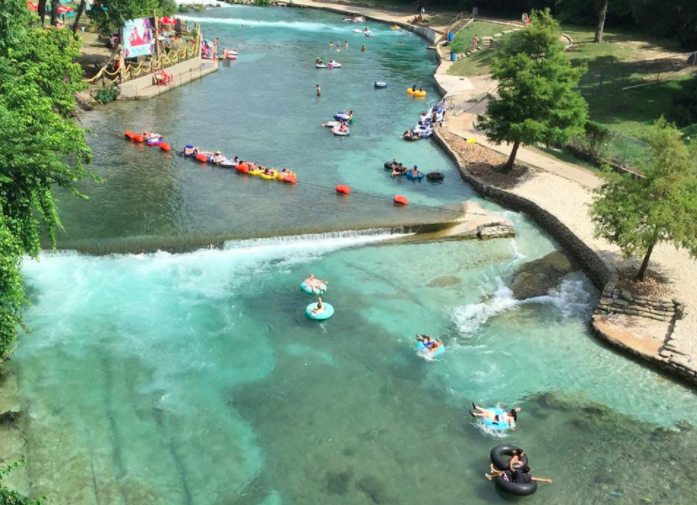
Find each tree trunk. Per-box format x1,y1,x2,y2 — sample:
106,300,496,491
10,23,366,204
50,0,60,27
504,140,521,171
594,0,609,43
73,0,87,34
637,240,656,281
38,0,47,26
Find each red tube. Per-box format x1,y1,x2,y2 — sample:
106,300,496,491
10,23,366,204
159,143,171,151
196,153,208,163
336,185,351,194
394,195,408,205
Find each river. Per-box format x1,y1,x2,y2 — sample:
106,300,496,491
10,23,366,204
7,6,697,505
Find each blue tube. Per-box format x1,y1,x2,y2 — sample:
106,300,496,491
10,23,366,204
416,340,445,356
306,303,334,320
482,408,510,430
301,282,327,295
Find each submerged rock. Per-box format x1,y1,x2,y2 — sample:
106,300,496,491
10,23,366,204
357,476,390,504
427,276,460,288
508,251,578,300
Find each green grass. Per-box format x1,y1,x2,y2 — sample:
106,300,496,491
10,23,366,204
447,25,520,77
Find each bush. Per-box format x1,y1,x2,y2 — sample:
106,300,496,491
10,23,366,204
254,0,271,5
94,85,121,104
583,120,613,159
671,76,697,127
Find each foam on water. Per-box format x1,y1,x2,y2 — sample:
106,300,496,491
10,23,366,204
179,15,347,33
452,275,591,336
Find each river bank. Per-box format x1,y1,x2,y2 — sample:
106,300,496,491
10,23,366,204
276,0,697,387
5,6,697,504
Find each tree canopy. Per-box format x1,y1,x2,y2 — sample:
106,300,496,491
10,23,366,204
0,0,96,359
591,118,697,280
89,0,177,35
477,9,588,170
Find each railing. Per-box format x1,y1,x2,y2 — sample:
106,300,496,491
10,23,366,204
85,23,202,86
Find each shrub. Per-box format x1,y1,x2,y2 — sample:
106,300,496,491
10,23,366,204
94,85,121,104
671,76,697,127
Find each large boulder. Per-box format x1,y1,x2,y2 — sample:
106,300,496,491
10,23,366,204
508,251,577,300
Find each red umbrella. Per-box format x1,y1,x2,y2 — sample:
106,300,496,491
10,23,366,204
27,1,38,10
56,6,74,14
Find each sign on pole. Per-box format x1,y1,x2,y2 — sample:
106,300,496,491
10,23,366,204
122,17,155,59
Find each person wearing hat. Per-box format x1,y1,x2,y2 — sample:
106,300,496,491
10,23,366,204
316,56,323,65
182,144,198,157
411,165,421,178
212,150,226,164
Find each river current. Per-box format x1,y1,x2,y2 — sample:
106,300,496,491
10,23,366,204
6,6,697,505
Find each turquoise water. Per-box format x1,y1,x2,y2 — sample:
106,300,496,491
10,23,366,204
8,6,697,505
59,6,472,253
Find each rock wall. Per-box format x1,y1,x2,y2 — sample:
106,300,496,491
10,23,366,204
433,128,614,290
434,127,697,388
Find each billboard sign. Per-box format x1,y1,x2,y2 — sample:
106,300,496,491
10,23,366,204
123,17,154,59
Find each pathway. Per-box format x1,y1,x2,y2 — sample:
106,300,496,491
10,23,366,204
275,2,697,380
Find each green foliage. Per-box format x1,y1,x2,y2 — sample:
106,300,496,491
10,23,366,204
88,0,177,35
94,85,121,104
0,0,96,360
0,460,44,505
591,118,697,279
671,76,697,127
477,9,588,169
254,0,272,6
583,120,613,158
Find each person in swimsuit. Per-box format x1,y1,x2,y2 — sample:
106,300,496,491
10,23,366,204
470,403,521,430
361,44,366,52
486,464,552,484
312,297,326,315
485,449,526,480
429,339,443,353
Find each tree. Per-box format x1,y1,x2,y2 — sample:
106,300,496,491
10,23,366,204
49,0,59,27
89,0,177,35
73,0,87,34
0,0,96,359
38,0,47,26
477,9,588,171
0,460,44,504
594,0,609,42
591,118,697,280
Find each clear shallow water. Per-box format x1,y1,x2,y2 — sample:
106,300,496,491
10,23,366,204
13,229,697,505
9,6,697,505
60,6,472,253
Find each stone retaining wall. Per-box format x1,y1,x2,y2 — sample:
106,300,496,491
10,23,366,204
435,125,697,387
433,128,615,290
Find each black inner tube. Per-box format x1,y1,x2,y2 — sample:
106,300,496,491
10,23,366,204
384,161,395,169
495,475,538,497
490,444,528,471
426,172,444,181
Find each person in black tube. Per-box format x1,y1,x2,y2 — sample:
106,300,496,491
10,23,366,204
489,465,552,485
485,449,526,480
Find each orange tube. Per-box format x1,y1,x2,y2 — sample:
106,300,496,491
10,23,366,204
196,153,208,163
133,134,144,143
336,185,351,194
125,131,135,139
394,195,408,205
159,143,171,151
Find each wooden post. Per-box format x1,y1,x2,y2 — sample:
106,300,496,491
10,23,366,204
153,10,161,62
118,27,125,83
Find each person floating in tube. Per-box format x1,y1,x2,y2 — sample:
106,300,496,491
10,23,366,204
486,464,552,485
470,403,520,430
312,297,326,316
